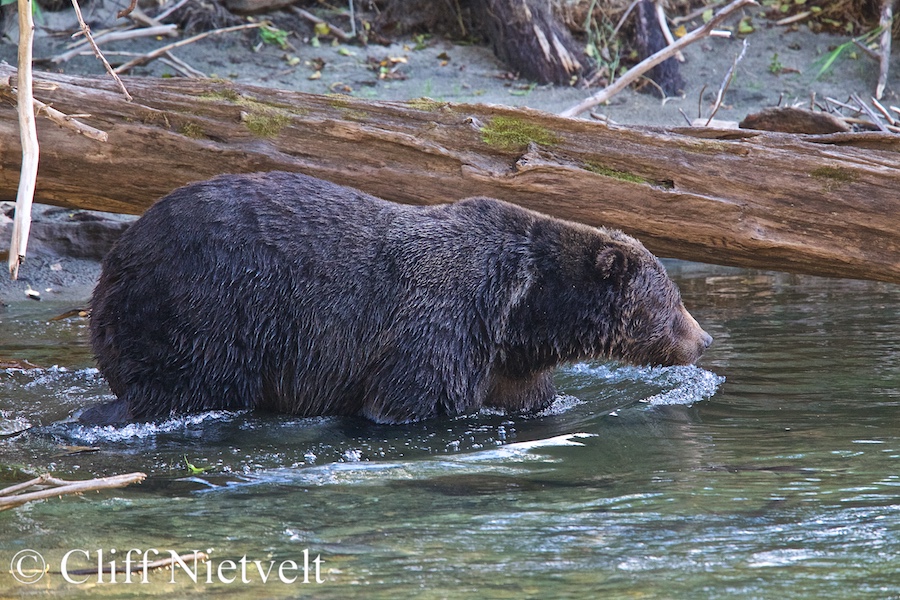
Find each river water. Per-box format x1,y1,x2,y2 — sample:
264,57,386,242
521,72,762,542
0,261,897,599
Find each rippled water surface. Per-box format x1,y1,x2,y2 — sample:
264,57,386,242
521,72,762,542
0,262,897,599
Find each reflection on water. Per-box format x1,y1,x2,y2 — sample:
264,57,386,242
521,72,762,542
0,262,898,598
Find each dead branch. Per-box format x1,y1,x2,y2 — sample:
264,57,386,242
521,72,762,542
705,37,748,125
9,0,39,280
560,0,756,118
125,6,180,35
114,22,265,75
1,65,899,284
52,25,179,64
70,0,133,101
877,0,893,100
0,472,147,511
655,2,685,62
0,78,109,141
291,6,352,42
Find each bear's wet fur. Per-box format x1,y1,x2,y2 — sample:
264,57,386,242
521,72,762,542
81,171,712,425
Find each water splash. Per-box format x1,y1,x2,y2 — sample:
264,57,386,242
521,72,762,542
58,410,241,444
561,362,725,408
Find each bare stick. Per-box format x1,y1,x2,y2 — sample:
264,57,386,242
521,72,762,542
115,22,265,74
826,96,860,113
655,2,685,62
34,98,109,141
672,1,727,24
10,0,39,280
291,7,351,42
705,37,748,125
851,92,889,132
126,6,179,35
0,472,147,511
877,0,893,100
117,0,137,19
52,25,178,63
0,474,49,497
852,38,880,61
155,0,192,22
871,96,896,125
611,0,642,39
1,75,110,140
560,0,756,118
774,10,811,26
162,52,207,78
70,0,133,101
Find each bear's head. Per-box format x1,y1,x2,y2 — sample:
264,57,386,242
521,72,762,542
592,233,712,367
513,221,712,370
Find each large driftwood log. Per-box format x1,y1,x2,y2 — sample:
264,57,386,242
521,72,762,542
0,63,899,283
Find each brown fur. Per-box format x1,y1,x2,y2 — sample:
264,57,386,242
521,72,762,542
81,172,711,425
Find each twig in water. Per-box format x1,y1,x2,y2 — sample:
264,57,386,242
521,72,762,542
70,0,133,101
705,37,748,126
115,22,265,74
560,0,756,118
0,472,147,511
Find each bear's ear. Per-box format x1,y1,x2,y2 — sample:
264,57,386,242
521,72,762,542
594,246,627,280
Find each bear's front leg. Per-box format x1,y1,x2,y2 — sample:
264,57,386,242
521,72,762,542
484,370,556,415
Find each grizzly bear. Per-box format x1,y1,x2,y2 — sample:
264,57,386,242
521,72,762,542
80,171,711,425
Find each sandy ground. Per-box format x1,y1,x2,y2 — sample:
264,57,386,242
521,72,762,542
0,1,895,303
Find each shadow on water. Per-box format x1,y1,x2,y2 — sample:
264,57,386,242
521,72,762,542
0,263,898,598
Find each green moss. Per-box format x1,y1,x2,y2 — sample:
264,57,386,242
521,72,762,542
340,109,370,121
139,110,170,128
179,122,205,139
811,165,858,191
407,97,446,112
201,91,295,138
327,95,352,109
241,111,290,138
480,116,559,150
201,88,241,103
200,89,304,135
584,162,647,185
811,166,857,183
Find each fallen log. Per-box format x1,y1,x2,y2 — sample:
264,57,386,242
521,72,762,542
0,64,898,283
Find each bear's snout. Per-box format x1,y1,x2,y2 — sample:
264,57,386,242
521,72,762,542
675,304,712,365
